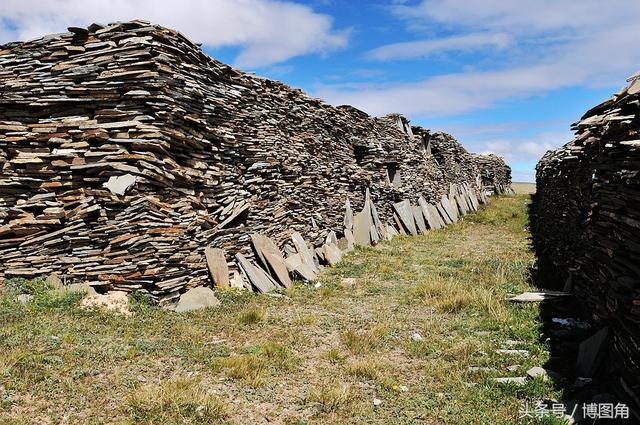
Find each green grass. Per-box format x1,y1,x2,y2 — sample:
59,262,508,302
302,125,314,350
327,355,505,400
0,194,562,424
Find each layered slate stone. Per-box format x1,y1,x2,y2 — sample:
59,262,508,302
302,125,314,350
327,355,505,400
393,200,418,236
0,20,511,300
235,253,278,293
204,247,230,288
250,234,291,288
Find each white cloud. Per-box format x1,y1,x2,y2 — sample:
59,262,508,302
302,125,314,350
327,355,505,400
317,1,640,117
367,32,511,61
0,0,349,68
390,0,640,35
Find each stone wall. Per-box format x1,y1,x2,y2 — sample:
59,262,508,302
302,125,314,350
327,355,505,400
532,72,640,411
0,21,510,300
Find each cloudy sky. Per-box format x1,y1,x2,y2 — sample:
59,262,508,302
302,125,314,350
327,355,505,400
2,0,638,181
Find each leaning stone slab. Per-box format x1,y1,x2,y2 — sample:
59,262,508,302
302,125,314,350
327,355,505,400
294,262,317,281
291,232,318,272
344,200,353,231
175,286,221,313
441,195,458,222
423,201,444,229
393,213,407,235
284,253,317,281
344,228,355,250
264,251,292,288
387,223,399,237
251,233,291,287
393,200,418,235
235,253,277,293
353,209,373,245
323,243,342,266
413,206,427,234
369,224,380,244
435,201,452,225
204,247,229,288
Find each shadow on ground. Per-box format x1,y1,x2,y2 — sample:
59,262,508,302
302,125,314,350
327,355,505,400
527,194,631,424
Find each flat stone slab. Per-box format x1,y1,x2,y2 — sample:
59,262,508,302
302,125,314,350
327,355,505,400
251,233,291,287
435,201,452,225
291,232,317,272
175,286,221,313
493,377,527,385
103,173,136,196
393,200,418,235
440,195,458,222
235,253,277,293
344,200,353,231
496,349,530,357
413,205,427,234
204,247,229,288
353,208,373,245
509,290,571,302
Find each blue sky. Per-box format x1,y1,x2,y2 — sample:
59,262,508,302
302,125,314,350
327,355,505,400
2,1,639,181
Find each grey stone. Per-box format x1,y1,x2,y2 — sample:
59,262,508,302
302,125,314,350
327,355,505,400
353,209,373,245
576,327,609,378
393,200,418,235
65,283,97,295
103,173,137,196
413,205,427,234
526,366,549,381
235,253,277,293
251,233,291,288
344,200,353,231
493,377,527,385
175,286,220,313
291,232,317,272
323,243,342,266
46,273,64,289
204,247,230,288
17,294,33,303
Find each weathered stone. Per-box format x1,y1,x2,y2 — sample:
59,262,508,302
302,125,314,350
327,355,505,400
412,206,427,234
0,21,511,302
353,209,373,246
344,200,353,231
235,253,277,293
393,200,418,236
175,286,220,312
204,247,230,288
103,173,137,196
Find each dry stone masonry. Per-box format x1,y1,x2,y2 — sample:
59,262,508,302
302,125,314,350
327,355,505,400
533,71,640,414
0,21,511,303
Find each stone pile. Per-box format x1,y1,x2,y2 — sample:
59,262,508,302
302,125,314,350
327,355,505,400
532,70,640,414
0,21,511,302
473,154,513,195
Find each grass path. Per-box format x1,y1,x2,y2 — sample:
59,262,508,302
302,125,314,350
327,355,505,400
0,195,562,424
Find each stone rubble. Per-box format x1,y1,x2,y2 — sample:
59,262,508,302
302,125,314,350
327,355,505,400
0,20,511,303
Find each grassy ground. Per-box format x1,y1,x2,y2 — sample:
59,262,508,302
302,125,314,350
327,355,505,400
0,195,563,424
